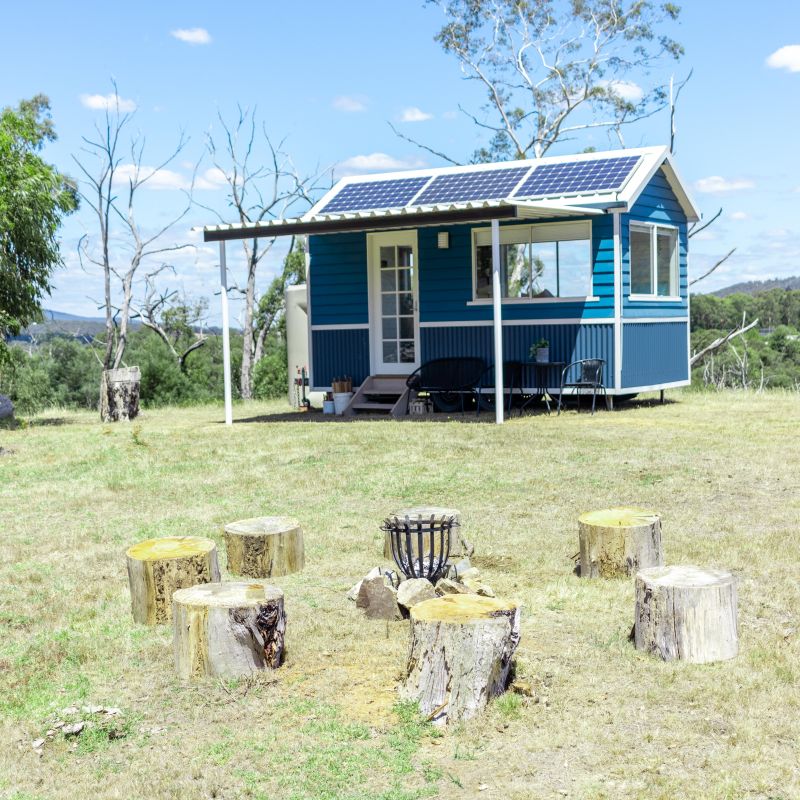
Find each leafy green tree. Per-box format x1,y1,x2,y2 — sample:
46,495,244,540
0,95,77,361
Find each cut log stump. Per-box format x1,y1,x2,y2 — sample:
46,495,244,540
401,594,520,724
100,367,141,422
223,517,304,578
383,506,473,560
635,565,738,663
126,536,220,625
173,582,286,679
578,507,663,578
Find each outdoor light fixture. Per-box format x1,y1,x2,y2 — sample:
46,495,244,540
381,514,455,582
437,231,450,249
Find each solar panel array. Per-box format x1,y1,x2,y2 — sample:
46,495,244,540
414,166,530,205
513,155,640,199
320,176,429,213
319,155,642,214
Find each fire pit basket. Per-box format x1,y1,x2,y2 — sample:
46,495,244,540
380,514,455,583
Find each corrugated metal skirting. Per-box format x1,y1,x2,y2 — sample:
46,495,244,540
311,329,370,388
621,322,689,387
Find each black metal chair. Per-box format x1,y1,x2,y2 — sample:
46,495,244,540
406,357,487,414
557,359,607,415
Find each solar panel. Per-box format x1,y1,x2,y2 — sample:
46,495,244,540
320,176,430,213
414,166,531,205
513,155,640,199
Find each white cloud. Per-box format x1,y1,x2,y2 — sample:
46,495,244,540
399,107,433,123
171,27,212,45
333,95,367,112
730,211,749,221
80,93,137,113
694,176,755,193
766,44,800,73
337,153,427,175
113,164,189,191
598,80,644,104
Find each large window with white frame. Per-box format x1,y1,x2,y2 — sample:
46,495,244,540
629,222,679,298
473,221,593,301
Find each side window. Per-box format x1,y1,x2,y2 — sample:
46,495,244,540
629,223,679,297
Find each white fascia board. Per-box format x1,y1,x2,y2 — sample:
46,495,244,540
660,157,701,223
513,201,604,218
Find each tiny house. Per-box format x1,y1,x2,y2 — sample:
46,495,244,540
203,145,699,423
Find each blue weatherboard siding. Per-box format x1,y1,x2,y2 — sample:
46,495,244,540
308,233,368,325
311,328,370,388
621,322,689,387
622,169,688,318
421,324,614,384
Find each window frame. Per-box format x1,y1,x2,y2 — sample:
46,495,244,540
469,220,596,304
628,221,681,301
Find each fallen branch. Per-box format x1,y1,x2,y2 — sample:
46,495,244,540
690,248,736,287
690,317,759,367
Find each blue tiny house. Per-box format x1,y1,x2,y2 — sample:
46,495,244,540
203,145,700,422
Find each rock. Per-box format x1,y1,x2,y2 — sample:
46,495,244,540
397,578,436,609
356,575,403,620
435,578,476,596
31,738,46,750
62,722,85,737
446,558,473,579
61,706,79,716
0,395,13,420
459,567,482,582
462,577,495,597
347,567,382,601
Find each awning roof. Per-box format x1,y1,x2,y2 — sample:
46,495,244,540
201,198,605,242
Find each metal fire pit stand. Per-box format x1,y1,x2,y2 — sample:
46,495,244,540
381,514,456,583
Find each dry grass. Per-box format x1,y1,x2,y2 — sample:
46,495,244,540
0,391,798,800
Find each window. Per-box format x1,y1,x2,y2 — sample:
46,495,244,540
473,221,592,300
629,222,679,298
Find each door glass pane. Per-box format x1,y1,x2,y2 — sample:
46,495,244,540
381,294,396,315
380,270,396,291
380,247,396,269
399,341,415,363
530,242,558,298
656,228,677,296
399,317,414,339
557,239,591,297
397,268,411,291
630,227,652,294
383,342,398,363
382,317,397,339
397,246,413,267
398,293,413,315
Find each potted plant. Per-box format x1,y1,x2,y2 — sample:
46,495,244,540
530,338,550,363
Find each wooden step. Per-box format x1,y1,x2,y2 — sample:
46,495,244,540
352,401,397,412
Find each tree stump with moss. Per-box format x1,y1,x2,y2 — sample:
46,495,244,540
401,594,520,724
635,565,738,663
100,367,141,422
126,536,220,625
382,506,472,560
223,517,304,578
172,582,286,679
578,508,663,578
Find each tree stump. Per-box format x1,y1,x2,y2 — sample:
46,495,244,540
383,506,472,561
578,507,663,578
100,367,141,422
126,536,220,625
401,594,520,723
634,565,738,663
223,517,305,578
172,582,286,679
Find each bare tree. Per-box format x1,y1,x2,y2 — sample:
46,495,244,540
74,87,194,370
690,315,759,368
412,0,682,162
197,108,328,399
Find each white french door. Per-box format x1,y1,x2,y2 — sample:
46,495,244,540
368,230,420,375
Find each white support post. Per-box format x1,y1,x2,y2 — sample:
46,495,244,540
219,241,233,427
612,212,622,393
491,219,504,425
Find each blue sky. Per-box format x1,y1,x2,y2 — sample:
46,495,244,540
3,1,799,322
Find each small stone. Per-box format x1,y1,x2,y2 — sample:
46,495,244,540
104,707,122,717
347,567,382,601
397,578,436,609
61,706,79,716
459,567,481,582
83,705,104,714
62,722,85,737
462,577,495,597
356,576,403,620
435,578,476,596
446,558,472,579
32,738,46,750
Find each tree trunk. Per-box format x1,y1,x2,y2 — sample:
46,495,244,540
100,366,141,422
578,508,663,578
401,594,520,723
126,536,220,625
634,565,738,663
172,582,286,679
240,252,257,400
223,516,305,578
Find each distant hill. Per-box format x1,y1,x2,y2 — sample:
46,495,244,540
711,276,800,298
42,309,106,323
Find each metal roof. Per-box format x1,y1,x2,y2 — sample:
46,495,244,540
200,145,699,242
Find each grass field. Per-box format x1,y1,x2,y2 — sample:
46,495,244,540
1,391,799,800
